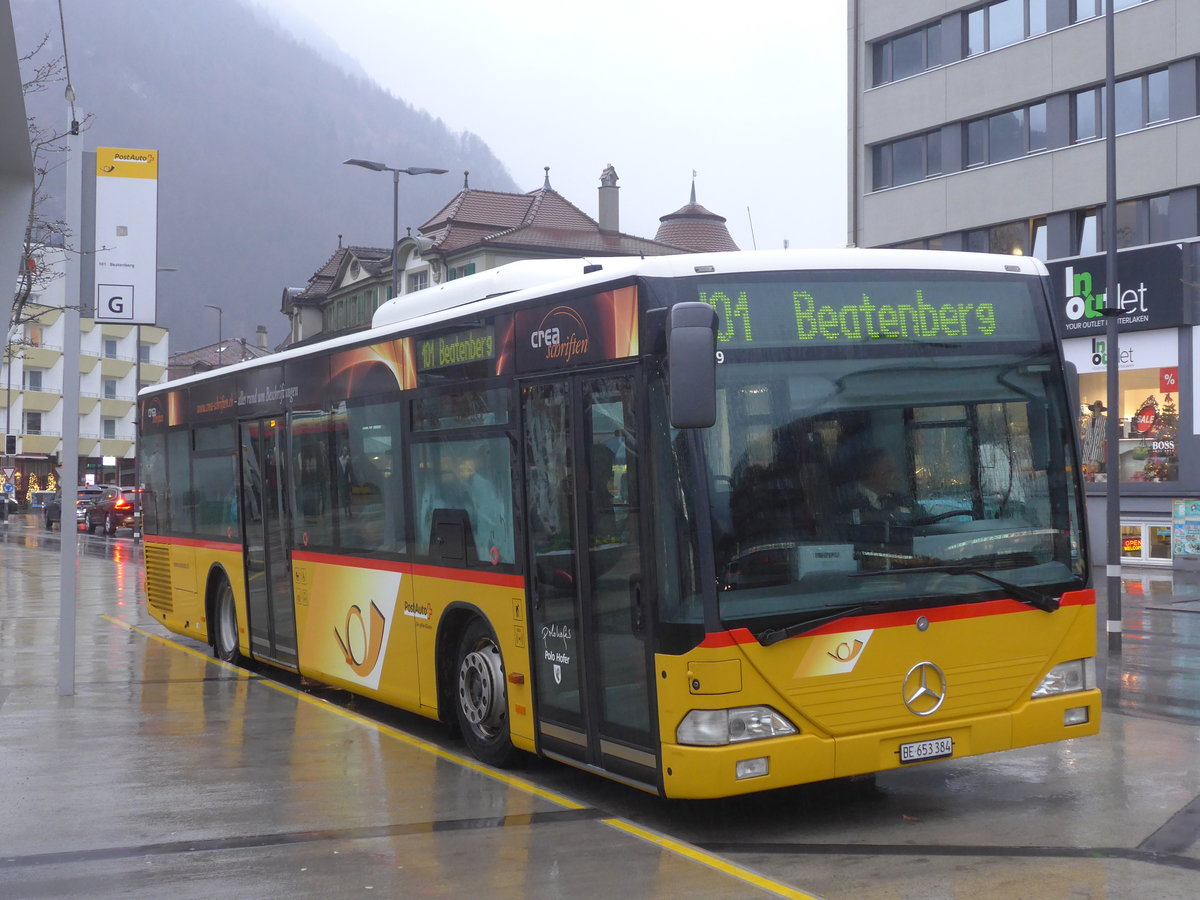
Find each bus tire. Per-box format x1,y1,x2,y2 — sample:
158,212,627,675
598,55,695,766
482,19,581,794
212,577,242,665
454,618,519,768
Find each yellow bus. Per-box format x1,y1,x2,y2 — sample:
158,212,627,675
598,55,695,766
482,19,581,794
138,249,1099,799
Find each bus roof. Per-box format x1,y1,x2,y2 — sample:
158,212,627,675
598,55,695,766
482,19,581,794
143,248,1050,397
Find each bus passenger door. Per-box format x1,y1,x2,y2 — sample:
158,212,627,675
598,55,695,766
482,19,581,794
239,418,298,668
521,370,658,785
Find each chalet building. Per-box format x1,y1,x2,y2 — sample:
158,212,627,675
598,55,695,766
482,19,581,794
280,166,739,347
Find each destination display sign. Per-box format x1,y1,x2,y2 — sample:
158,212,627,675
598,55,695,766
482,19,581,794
693,274,1046,349
417,325,496,372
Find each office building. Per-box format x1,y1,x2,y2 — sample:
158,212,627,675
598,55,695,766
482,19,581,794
849,0,1200,566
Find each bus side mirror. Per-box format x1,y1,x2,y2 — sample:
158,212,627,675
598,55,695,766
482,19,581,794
667,302,718,429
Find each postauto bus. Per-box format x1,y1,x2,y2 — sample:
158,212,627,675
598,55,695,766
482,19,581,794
138,249,1098,798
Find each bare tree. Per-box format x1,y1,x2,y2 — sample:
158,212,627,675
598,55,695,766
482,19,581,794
7,34,92,349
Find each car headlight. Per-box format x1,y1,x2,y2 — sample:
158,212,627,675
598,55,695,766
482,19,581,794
1032,658,1096,698
676,706,798,746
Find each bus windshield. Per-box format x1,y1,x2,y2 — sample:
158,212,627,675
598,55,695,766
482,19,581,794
688,271,1086,633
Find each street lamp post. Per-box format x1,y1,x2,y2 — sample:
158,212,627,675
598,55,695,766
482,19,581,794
204,304,223,367
343,159,448,303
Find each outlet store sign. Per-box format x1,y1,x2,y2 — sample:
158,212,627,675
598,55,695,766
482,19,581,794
1045,244,1185,339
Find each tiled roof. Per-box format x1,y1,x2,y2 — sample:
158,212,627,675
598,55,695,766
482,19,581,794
654,202,740,253
167,338,273,379
422,190,538,232
295,245,388,302
486,225,687,256
420,187,684,258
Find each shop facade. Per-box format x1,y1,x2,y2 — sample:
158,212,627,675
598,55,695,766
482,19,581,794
1048,239,1200,567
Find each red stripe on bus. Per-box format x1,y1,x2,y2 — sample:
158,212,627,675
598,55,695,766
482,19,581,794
144,535,241,552
289,550,524,589
407,563,525,589
698,589,1096,647
291,550,409,573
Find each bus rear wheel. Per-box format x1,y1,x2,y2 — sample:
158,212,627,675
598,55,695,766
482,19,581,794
455,619,519,768
213,578,242,665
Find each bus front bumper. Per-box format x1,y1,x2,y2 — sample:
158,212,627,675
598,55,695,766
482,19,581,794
659,689,1101,799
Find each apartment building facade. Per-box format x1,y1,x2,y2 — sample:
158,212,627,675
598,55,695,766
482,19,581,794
3,250,169,500
849,0,1200,565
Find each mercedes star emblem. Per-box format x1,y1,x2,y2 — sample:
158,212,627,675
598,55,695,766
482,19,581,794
903,661,947,716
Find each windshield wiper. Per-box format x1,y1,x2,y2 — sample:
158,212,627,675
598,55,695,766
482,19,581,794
755,605,872,647
854,564,1059,612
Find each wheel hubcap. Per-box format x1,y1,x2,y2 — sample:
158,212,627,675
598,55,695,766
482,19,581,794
458,641,505,734
217,590,236,652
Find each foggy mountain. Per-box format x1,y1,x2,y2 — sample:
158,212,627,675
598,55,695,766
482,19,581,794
11,0,518,351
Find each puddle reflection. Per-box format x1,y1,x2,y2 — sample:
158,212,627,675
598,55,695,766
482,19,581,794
1102,567,1200,725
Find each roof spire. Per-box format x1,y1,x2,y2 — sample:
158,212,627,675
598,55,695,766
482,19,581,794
690,169,697,204
463,170,470,190
543,166,552,190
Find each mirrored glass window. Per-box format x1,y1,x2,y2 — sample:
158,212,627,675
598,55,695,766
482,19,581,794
989,109,1025,162
1147,69,1169,123
988,0,1023,50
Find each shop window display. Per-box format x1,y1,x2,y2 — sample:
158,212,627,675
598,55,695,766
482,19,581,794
1078,371,1179,483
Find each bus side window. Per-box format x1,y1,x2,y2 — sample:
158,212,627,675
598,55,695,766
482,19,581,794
411,438,513,566
337,399,406,554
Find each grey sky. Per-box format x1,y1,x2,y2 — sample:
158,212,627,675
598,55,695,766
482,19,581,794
249,0,849,253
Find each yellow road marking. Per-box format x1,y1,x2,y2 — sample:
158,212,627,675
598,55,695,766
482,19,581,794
103,615,580,808
104,614,819,899
603,819,824,900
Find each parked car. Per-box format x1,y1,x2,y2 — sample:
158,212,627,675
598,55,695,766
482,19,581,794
43,485,108,530
83,486,143,536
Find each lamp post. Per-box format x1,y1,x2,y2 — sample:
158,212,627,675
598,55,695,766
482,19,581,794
204,303,223,367
343,159,448,303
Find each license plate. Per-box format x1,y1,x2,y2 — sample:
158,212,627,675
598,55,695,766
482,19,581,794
899,736,953,764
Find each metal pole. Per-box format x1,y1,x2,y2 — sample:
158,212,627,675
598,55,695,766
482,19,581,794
205,304,222,366
133,323,141,539
1103,0,1121,653
58,107,82,696
391,168,399,302
4,340,11,457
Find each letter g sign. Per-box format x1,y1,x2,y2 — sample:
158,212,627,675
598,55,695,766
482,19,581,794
96,283,134,321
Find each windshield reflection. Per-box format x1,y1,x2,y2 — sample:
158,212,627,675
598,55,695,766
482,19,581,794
704,353,1084,627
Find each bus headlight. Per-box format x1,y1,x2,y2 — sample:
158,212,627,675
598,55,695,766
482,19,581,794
1032,658,1096,698
676,706,798,746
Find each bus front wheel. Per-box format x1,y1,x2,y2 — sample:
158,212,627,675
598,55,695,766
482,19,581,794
213,578,242,665
455,619,519,768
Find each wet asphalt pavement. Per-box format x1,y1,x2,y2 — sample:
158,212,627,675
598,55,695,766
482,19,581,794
2,510,1199,899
